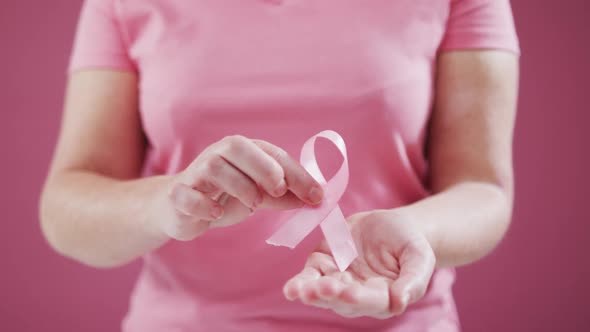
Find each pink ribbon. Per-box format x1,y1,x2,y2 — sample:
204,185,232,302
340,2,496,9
266,130,358,271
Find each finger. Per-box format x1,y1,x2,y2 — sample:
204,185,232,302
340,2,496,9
307,252,340,276
195,155,261,209
209,191,304,230
169,183,224,221
207,196,251,228
219,136,287,197
301,277,350,310
364,245,400,280
299,280,322,305
299,258,349,309
254,140,324,205
315,275,347,301
312,272,355,308
284,266,321,301
163,214,211,241
332,308,364,319
388,243,436,314
328,284,372,318
162,205,211,242
284,252,338,301
332,271,354,284
213,192,230,205
259,191,305,210
298,274,350,309
337,278,389,315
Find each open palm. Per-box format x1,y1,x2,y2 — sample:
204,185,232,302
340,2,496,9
283,210,436,319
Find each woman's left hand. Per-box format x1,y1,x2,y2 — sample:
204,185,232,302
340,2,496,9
283,209,436,319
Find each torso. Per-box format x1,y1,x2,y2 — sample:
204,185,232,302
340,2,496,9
116,1,459,330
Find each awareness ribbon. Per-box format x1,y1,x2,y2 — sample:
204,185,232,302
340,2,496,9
266,130,358,271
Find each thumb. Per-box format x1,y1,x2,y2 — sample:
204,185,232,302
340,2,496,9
259,191,306,210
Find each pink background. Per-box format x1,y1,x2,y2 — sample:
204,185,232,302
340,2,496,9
1,1,588,331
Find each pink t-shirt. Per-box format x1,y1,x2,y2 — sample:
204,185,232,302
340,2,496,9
69,1,519,331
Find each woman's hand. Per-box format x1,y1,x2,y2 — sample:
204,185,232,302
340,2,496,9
154,135,324,241
283,210,435,319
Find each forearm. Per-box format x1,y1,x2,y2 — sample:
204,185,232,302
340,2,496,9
40,171,171,268
396,181,513,268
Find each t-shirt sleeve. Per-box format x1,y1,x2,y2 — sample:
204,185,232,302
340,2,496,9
68,0,135,72
439,0,520,54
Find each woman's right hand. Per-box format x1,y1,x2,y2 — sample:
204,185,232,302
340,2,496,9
154,135,324,241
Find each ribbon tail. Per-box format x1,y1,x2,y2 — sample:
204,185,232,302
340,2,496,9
320,206,358,272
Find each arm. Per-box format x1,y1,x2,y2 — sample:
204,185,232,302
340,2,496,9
402,49,519,267
284,50,519,317
40,71,170,268
40,71,323,269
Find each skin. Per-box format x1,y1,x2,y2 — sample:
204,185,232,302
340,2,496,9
40,70,324,268
40,50,518,318
284,50,519,318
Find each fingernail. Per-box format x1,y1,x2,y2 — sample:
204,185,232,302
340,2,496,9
218,193,229,206
308,186,323,205
210,205,224,219
274,179,287,196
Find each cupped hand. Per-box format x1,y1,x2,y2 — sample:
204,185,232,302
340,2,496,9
284,210,435,319
154,135,324,241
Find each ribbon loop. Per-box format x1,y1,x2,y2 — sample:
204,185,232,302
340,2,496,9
266,130,358,271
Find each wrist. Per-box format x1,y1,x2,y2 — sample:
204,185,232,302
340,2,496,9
144,175,177,243
384,206,440,258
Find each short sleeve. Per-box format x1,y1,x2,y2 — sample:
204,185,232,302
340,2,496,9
68,0,135,72
439,0,520,54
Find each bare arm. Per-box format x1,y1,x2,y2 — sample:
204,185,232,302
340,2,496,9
284,50,519,317
40,71,170,268
40,71,323,268
403,50,519,267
